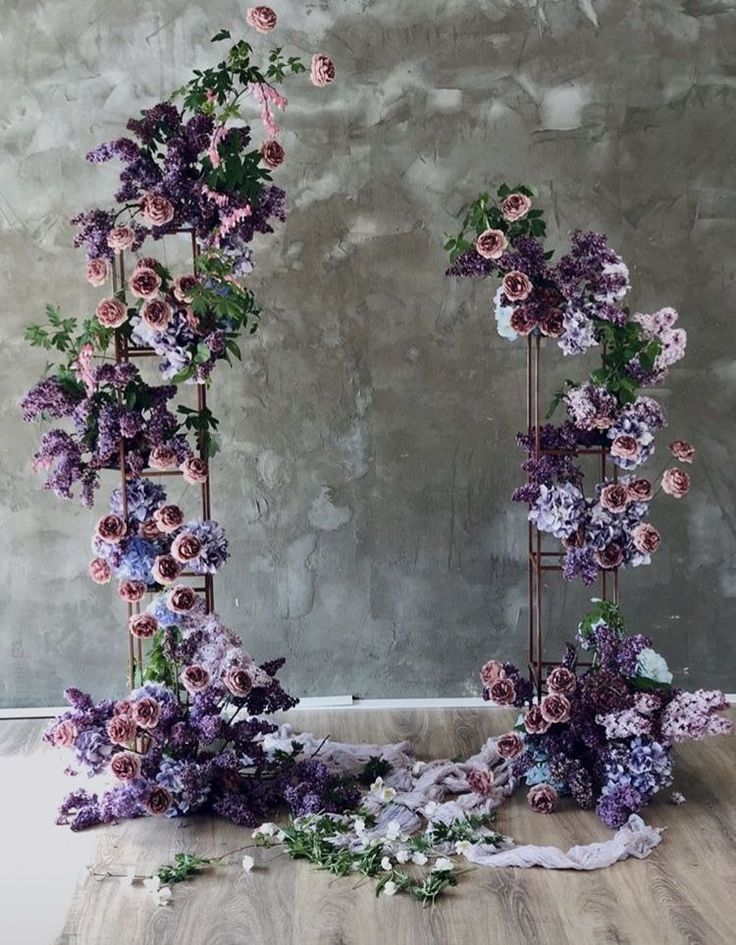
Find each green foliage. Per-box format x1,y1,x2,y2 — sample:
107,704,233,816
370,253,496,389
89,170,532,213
590,321,661,406
177,405,221,458
156,853,212,886
444,183,545,263
426,813,502,846
358,756,393,786
143,629,179,688
577,598,626,643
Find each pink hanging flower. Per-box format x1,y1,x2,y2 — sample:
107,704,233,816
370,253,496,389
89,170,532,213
248,82,288,136
310,54,336,88
73,342,97,394
85,258,110,287
219,205,253,240
208,126,229,169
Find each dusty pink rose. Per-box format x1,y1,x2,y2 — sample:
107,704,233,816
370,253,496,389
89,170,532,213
595,543,624,570
95,297,128,329
510,308,535,336
610,435,640,462
627,478,653,502
95,513,127,543
260,138,285,169
149,445,178,470
310,53,336,87
85,258,110,287
132,697,161,730
141,298,172,331
171,532,202,564
600,483,630,513
144,786,173,816
527,783,558,814
488,677,516,706
140,193,175,227
173,273,198,303
107,226,135,253
50,720,77,748
546,666,576,695
118,580,147,603
106,715,136,746
467,767,494,796
152,555,181,585
153,504,184,533
524,705,551,735
502,270,532,301
540,692,571,724
475,227,508,260
168,585,197,613
135,256,160,271
668,440,695,463
181,664,211,695
633,523,661,555
246,5,277,32
114,700,133,718
138,518,162,540
180,456,209,484
496,731,524,759
88,557,112,584
128,613,158,639
662,467,691,499
109,750,142,781
480,659,506,687
128,266,162,300
224,665,254,698
501,193,532,222
539,308,565,338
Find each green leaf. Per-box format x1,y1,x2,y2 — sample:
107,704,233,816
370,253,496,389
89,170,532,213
211,29,231,42
194,342,211,364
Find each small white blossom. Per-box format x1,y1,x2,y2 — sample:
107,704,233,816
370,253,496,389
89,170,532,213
411,852,428,866
241,855,255,873
385,820,402,841
395,849,411,864
432,857,454,873
382,880,398,897
353,817,366,836
422,801,438,817
411,761,426,776
253,822,279,838
370,777,396,804
455,840,473,856
143,876,172,906
380,856,393,872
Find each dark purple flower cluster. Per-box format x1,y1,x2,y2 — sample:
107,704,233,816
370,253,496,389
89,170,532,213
282,759,361,817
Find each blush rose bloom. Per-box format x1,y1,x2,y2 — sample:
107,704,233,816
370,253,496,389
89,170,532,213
600,483,630,513
626,478,653,502
540,692,571,724
129,613,158,639
546,666,576,695
173,273,198,303
467,767,494,796
181,457,209,484
128,266,162,300
168,585,197,613
246,5,277,32
109,750,142,781
610,435,640,462
480,659,506,687
496,731,524,759
153,504,184,533
144,786,173,816
510,308,535,336
107,226,135,252
539,308,565,338
51,720,77,748
138,519,162,540
140,194,175,227
595,543,624,569
524,705,551,735
95,514,127,543
95,297,128,328
224,665,254,698
310,53,336,87
171,532,202,564
633,523,661,555
501,193,532,222
88,557,112,584
475,228,508,260
132,697,161,730
106,715,136,746
668,440,695,463
502,270,533,301
662,467,691,499
527,783,558,814
86,258,110,287
149,446,178,470
118,580,147,602
141,299,173,331
152,555,181,585
260,138,285,169
181,664,211,695
488,677,516,705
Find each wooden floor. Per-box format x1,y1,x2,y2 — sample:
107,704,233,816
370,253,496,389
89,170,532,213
1,707,734,945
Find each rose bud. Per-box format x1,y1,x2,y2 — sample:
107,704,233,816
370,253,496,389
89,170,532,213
467,767,494,796
106,715,136,746
224,665,254,698
180,664,211,695
260,138,285,169
610,435,640,462
153,504,184,533
144,786,173,816
540,692,571,725
501,192,532,222
310,53,336,87
171,532,202,564
149,445,178,470
128,266,162,300
109,750,142,782
140,298,172,331
131,697,161,730
633,523,661,555
85,258,110,287
496,731,524,759
107,226,135,253
50,720,77,748
539,307,565,338
480,660,506,687
88,557,112,584
475,228,508,260
128,613,158,639
527,783,558,814
524,705,551,735
510,307,535,336
502,270,533,302
180,456,208,484
668,440,695,463
546,666,576,695
662,467,691,499
594,543,624,570
95,297,128,329
626,478,653,502
152,555,181,585
246,5,277,32
600,483,630,513
118,580,147,602
95,514,127,544
173,273,198,303
488,677,516,705
140,193,175,227
168,585,197,613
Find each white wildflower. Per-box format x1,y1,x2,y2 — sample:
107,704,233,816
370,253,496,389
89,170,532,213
395,849,411,864
385,820,402,841
241,855,255,873
370,777,396,804
411,852,428,866
422,801,438,817
455,840,473,856
432,857,454,873
382,880,398,897
143,875,172,906
380,856,393,872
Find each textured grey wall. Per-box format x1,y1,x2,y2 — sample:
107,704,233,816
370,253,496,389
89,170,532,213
1,0,735,707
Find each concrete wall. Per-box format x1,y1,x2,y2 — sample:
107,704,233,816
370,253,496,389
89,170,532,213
1,0,735,707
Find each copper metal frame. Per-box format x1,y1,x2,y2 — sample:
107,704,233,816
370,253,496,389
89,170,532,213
112,230,214,689
526,335,619,695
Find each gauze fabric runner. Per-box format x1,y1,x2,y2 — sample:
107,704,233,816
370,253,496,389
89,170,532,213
271,725,663,870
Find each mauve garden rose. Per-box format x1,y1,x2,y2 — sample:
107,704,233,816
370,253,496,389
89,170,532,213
149,445,178,470
488,677,516,706
140,193,175,227
562,527,586,550
246,5,277,31
138,518,162,540
181,664,211,694
168,585,197,613
668,440,695,463
152,555,181,585
510,308,535,336
118,580,147,602
181,456,208,484
153,504,184,532
310,53,336,87
109,750,142,781
524,705,551,735
502,270,533,302
51,720,77,748
527,783,558,814
600,483,630,513
501,193,532,222
546,666,576,695
633,523,661,555
173,273,198,303
496,731,524,759
144,786,173,816
595,543,624,569
128,613,158,639
224,664,254,698
95,513,127,543
475,228,508,260
107,226,135,252
610,435,640,462
86,258,110,287
540,692,571,724
260,138,285,169
88,557,112,584
662,467,691,499
129,266,162,300
539,308,565,338
135,257,160,271
141,298,172,331
467,767,494,796
132,697,161,730
480,660,506,687
171,532,202,564
627,478,653,502
95,297,128,328
106,715,136,746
